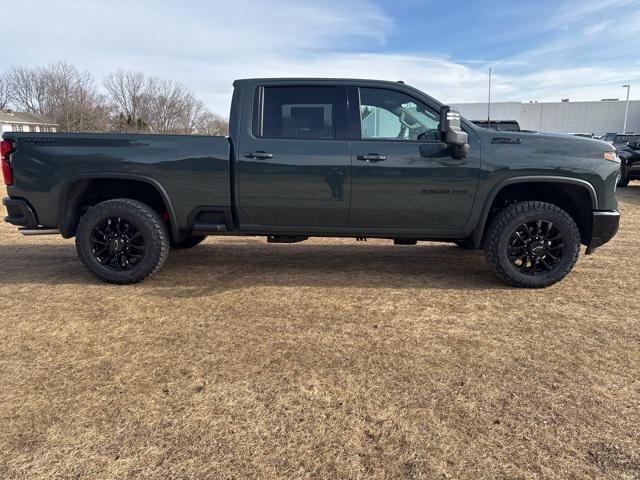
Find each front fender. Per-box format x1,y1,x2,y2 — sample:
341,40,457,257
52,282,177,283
468,176,599,248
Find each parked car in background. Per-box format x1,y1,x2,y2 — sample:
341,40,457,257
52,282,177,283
569,133,594,138
617,140,640,187
2,78,620,288
601,133,640,148
471,120,521,132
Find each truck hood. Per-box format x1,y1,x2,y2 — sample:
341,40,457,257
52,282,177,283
474,128,615,159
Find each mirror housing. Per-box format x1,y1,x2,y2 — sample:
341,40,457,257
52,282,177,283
440,106,469,158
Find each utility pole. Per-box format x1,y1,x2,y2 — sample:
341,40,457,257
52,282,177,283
622,84,630,133
487,68,492,128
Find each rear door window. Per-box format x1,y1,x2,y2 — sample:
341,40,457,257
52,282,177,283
255,86,340,140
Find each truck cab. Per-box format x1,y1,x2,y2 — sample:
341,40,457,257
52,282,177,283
231,79,478,235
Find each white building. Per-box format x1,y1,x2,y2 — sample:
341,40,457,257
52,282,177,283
452,99,640,136
0,110,58,133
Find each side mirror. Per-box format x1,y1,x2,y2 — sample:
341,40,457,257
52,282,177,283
440,106,469,159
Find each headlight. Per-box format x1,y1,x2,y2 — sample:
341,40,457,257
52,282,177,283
604,151,620,163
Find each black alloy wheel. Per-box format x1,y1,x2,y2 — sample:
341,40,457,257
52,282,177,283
90,216,146,271
76,198,169,284
484,201,581,288
507,220,564,275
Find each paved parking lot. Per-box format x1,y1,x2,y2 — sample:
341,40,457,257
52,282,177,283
0,184,639,479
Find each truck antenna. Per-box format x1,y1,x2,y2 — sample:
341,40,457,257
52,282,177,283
487,67,492,128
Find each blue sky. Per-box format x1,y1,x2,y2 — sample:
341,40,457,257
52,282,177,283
2,0,639,114
376,0,639,65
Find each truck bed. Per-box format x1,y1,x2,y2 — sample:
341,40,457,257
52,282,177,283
3,132,231,234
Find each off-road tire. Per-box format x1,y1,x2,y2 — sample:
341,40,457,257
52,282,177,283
76,198,169,284
484,201,580,288
171,235,206,249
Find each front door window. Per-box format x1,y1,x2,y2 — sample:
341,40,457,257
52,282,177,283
359,88,440,142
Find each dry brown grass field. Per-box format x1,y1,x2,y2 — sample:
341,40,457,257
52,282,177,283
0,184,639,479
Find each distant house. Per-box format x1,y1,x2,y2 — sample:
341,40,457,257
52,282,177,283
0,110,58,133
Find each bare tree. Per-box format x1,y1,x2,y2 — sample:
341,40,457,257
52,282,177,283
104,71,147,132
196,111,229,136
141,78,189,134
0,73,11,110
7,66,47,115
44,62,108,132
178,96,206,135
7,63,227,136
7,62,108,132
105,72,204,134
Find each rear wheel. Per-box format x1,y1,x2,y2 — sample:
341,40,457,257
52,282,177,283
484,201,580,288
75,198,169,284
171,235,206,249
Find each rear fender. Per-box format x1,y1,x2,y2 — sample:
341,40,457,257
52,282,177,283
56,172,180,240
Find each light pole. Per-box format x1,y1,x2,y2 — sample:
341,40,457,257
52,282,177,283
622,84,630,133
487,67,492,127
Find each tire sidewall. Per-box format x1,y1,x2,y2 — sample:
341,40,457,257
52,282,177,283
495,207,580,287
76,202,167,283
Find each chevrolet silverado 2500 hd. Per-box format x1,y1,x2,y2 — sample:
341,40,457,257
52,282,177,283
1,78,620,287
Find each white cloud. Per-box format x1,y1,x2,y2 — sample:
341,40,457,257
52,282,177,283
551,0,636,27
583,20,613,36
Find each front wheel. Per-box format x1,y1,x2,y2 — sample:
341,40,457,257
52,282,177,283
75,198,170,284
484,201,580,288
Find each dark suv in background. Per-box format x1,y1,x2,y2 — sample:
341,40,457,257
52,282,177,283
601,133,640,148
598,134,640,186
617,140,640,187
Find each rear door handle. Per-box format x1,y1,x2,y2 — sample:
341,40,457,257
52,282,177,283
244,151,274,160
356,153,387,162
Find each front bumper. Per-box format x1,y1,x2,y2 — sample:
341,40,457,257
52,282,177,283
586,210,620,254
3,197,38,228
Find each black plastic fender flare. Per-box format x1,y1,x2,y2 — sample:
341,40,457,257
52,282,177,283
470,175,598,248
56,172,180,240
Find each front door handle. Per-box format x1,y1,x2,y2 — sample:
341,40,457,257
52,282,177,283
245,151,274,160
357,153,387,162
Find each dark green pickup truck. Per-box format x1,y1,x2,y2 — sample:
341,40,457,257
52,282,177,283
1,78,621,287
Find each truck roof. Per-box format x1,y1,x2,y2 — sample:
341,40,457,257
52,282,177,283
232,78,444,110
233,77,408,86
